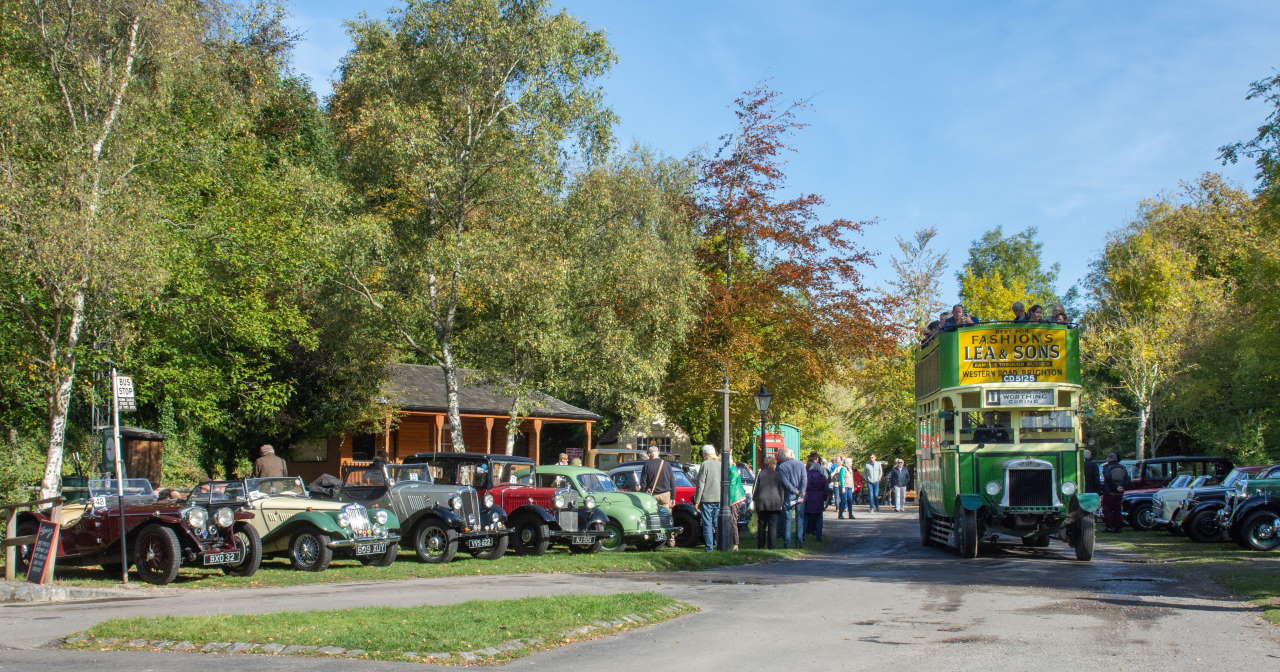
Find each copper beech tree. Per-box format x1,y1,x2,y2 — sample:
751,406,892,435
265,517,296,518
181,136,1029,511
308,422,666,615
665,85,895,444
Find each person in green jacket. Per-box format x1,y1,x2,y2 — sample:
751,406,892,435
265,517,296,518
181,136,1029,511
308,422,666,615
727,461,747,551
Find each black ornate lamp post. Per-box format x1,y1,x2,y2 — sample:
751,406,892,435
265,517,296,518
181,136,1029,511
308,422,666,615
754,384,772,470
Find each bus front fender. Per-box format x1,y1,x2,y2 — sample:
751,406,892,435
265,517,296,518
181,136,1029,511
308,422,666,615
957,494,985,512
1071,493,1101,515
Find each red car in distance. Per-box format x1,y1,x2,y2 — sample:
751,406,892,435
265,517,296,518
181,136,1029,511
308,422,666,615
404,452,609,555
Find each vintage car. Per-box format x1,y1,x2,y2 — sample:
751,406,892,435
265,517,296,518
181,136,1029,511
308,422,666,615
1122,474,1193,531
535,465,681,552
318,462,508,563
1219,466,1280,551
1177,465,1279,542
1127,456,1233,491
14,478,257,585
192,477,401,571
608,460,755,548
404,452,608,554
1150,475,1213,533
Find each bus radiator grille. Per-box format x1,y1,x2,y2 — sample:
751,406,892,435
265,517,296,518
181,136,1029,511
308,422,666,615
1008,469,1053,507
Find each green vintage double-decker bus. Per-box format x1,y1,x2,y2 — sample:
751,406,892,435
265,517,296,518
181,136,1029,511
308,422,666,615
915,321,1099,560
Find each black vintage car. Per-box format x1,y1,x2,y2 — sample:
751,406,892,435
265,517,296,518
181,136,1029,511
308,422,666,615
1219,466,1280,551
1172,465,1278,542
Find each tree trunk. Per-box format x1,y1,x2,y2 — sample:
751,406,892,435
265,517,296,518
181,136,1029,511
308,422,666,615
1135,401,1149,462
39,287,86,500
440,337,466,452
504,395,522,456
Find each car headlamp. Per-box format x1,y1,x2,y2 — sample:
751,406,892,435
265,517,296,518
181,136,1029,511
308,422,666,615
585,495,596,509
373,509,389,525
184,507,208,529
484,493,495,508
553,493,566,509
214,507,235,528
1061,481,1078,496
337,512,351,527
985,481,1001,497
449,495,463,510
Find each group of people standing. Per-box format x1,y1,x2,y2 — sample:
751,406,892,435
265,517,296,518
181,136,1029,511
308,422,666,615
750,451,913,549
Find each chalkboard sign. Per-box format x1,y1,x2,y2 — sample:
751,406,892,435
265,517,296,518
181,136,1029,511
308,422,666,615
26,521,60,585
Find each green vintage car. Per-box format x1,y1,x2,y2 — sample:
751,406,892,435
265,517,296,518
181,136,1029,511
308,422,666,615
191,478,402,571
531,465,681,552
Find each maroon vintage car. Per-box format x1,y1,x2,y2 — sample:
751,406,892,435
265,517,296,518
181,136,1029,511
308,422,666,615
14,478,259,585
404,453,609,554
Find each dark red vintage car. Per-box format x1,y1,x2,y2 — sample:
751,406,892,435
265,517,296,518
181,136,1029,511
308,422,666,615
404,453,609,554
15,478,258,585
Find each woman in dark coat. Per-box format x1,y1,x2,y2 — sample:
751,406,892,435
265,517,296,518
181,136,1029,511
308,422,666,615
753,456,785,549
804,454,831,542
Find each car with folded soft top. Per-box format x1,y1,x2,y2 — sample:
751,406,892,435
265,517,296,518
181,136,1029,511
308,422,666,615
13,478,258,585
191,477,401,571
1174,465,1274,542
404,452,608,554
317,462,509,563
535,465,681,552
1151,475,1213,533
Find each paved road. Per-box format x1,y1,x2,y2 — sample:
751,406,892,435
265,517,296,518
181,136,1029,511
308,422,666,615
2,509,1278,671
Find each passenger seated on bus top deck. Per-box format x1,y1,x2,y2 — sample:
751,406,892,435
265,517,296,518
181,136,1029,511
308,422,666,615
1051,304,1069,324
973,412,1011,443
942,304,978,330
1028,304,1045,322
1011,301,1028,322
921,320,940,343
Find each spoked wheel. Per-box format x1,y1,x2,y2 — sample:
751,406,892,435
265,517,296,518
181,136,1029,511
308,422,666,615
359,543,399,566
1072,514,1096,561
289,528,333,572
600,521,627,552
1130,503,1157,531
1240,511,1280,551
956,504,979,559
135,524,182,585
570,522,605,554
413,521,459,563
222,524,262,577
1186,509,1224,543
511,519,550,555
471,534,509,560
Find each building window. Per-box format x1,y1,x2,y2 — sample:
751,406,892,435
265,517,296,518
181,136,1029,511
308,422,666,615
637,436,672,452
352,434,376,461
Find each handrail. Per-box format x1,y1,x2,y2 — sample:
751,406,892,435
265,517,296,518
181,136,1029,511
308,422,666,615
0,496,64,513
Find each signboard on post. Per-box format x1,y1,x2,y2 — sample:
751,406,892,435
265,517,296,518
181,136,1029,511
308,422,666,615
25,521,60,585
114,374,136,413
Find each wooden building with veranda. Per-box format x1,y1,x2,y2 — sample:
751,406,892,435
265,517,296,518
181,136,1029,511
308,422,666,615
288,364,601,483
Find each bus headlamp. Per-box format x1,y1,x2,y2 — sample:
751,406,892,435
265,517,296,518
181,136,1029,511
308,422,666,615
1061,481,1078,496
985,481,1001,497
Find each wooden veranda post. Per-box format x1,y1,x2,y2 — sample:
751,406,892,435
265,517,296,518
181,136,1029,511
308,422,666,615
531,419,543,464
484,417,494,454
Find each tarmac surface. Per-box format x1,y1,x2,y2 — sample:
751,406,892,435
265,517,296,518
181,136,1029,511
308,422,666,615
1,507,1278,671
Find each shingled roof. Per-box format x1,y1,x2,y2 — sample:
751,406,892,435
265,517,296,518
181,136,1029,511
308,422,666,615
382,363,601,421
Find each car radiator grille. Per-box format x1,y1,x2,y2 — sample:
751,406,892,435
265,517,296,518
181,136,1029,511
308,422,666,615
557,511,579,531
462,489,480,527
647,510,673,529
1008,469,1053,507
345,505,376,538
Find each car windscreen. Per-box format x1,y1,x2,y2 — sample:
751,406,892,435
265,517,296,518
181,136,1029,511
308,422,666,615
246,477,307,497
89,478,154,498
386,464,433,484
191,481,247,502
576,473,618,493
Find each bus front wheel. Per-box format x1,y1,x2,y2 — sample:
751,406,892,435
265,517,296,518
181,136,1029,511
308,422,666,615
1072,514,1096,561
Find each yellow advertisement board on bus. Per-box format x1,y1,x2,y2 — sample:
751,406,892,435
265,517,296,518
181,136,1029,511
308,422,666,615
957,327,1068,385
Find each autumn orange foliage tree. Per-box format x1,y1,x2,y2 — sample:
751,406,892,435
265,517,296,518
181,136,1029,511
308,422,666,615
663,85,896,450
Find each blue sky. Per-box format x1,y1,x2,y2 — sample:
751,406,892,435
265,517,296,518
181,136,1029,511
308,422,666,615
288,0,1279,300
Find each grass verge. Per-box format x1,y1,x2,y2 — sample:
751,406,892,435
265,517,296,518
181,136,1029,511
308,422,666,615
65,592,695,663
8,539,816,590
1105,530,1279,625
